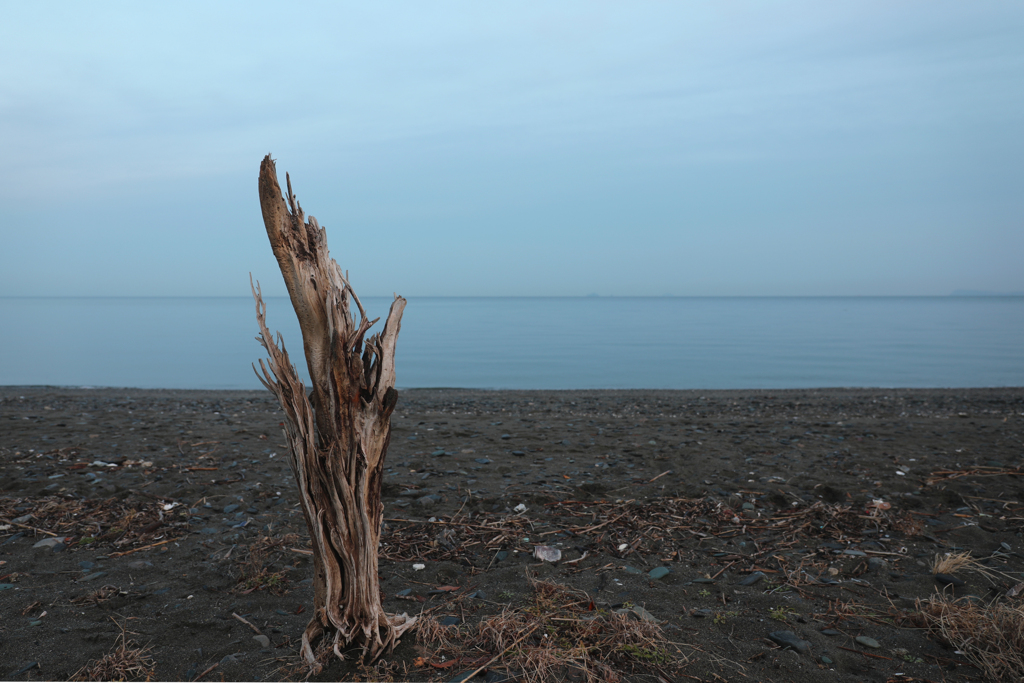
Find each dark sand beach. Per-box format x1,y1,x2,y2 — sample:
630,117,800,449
2,386,1023,682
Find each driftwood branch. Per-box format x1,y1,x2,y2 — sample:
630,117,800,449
252,154,414,668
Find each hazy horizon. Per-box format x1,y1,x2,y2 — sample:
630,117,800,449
2,2,1022,299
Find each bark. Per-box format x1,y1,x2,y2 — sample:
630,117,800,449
251,155,415,668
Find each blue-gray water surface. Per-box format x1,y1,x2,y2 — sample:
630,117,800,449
1,297,1021,390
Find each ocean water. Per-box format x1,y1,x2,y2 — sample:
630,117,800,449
1,296,1022,390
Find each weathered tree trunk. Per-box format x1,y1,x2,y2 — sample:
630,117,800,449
251,155,415,668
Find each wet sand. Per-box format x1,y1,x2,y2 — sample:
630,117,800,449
1,386,1023,682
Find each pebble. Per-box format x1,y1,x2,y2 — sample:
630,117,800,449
934,573,965,587
81,572,106,582
842,549,867,557
128,560,154,570
623,566,643,575
691,608,713,618
416,495,438,508
855,636,880,649
0,584,16,590
223,504,240,514
768,630,811,655
32,537,65,549
253,635,270,648
220,653,241,665
432,449,447,457
648,567,670,580
867,557,888,572
820,655,833,665
440,616,461,626
474,458,492,465
736,571,765,586
819,629,842,636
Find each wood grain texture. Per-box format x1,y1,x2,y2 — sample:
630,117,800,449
252,155,414,668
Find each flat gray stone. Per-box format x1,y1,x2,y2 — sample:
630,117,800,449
253,635,270,648
855,636,880,649
32,537,64,549
737,571,765,586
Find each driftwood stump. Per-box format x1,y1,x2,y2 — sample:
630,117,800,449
251,155,415,668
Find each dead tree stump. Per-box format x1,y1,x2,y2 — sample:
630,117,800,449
251,155,415,668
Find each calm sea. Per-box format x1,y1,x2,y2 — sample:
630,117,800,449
1,297,1022,390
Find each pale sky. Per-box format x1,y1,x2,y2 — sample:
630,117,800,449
1,1,1022,297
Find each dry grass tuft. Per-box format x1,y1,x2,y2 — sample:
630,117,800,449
417,577,684,683
931,550,975,576
915,594,1024,682
70,618,156,682
233,533,291,594
930,551,1014,585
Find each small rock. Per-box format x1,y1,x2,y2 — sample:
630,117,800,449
416,495,438,507
81,572,107,582
12,514,33,524
440,616,461,626
934,573,965,587
855,636,880,649
820,655,833,665
474,458,492,465
867,557,888,572
819,629,842,636
737,571,765,586
648,567,670,580
79,561,95,570
511,451,525,457
220,653,241,665
500,434,511,440
494,550,509,562
253,635,270,648
769,630,811,655
741,502,755,511
128,560,154,570
842,549,867,557
623,566,643,575
223,504,240,514
691,608,713,618
32,537,65,549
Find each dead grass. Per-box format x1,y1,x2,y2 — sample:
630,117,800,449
70,618,156,682
915,594,1024,682
931,550,1015,585
233,533,292,595
416,576,685,683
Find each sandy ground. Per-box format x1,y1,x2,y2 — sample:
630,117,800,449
1,386,1023,682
